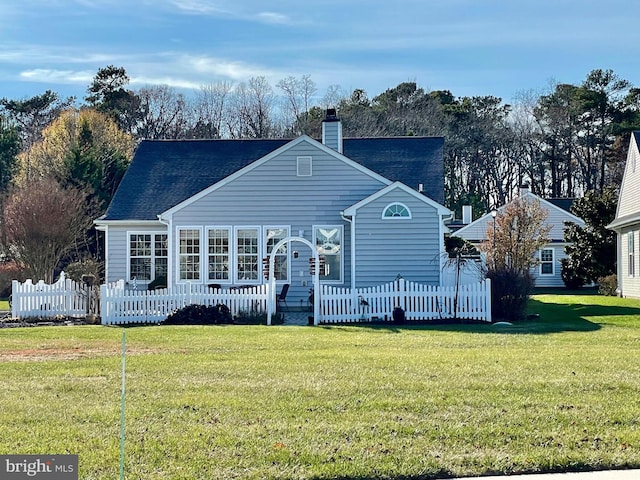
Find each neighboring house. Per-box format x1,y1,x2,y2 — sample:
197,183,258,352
452,186,585,287
95,112,452,305
607,132,640,298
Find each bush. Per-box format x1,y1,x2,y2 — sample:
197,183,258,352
0,261,26,298
65,258,103,284
163,304,232,325
597,274,618,296
561,260,586,289
486,268,534,322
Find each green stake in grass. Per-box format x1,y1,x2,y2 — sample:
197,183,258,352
120,330,126,480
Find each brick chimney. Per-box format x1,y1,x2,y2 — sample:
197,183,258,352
322,108,343,154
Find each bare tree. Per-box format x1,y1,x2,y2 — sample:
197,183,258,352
228,77,278,138
1,177,95,283
481,197,551,273
277,74,317,135
136,85,190,139
191,82,233,139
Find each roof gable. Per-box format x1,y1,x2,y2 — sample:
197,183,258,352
610,131,640,230
161,136,393,218
454,191,584,241
343,181,451,217
102,135,444,221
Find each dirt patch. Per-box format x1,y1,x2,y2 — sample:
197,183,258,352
0,345,161,362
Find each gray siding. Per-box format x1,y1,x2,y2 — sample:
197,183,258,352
619,228,640,298
104,224,167,284
168,140,388,303
454,192,583,288
618,135,640,218
352,189,442,286
532,244,569,288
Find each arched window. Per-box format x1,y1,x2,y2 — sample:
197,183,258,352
382,203,411,219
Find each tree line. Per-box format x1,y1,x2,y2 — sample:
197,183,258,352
0,66,636,284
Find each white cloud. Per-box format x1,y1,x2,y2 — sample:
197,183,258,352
19,68,95,84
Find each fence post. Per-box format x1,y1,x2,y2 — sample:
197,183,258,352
100,284,108,325
11,279,18,319
485,278,492,322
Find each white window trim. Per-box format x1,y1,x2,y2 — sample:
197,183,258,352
629,231,635,278
176,226,204,284
206,226,232,284
297,156,312,176
313,225,344,284
539,247,554,276
126,231,168,284
382,202,412,219
265,226,291,284
234,226,262,284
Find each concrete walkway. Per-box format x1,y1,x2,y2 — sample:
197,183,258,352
455,470,639,479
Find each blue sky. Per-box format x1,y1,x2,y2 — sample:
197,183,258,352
1,0,638,105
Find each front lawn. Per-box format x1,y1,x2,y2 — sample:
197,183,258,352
1,294,639,479
0,299,9,311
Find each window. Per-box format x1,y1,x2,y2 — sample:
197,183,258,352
266,227,289,281
297,156,312,176
629,231,635,277
129,233,167,282
236,228,259,281
208,228,230,282
540,248,554,275
314,226,342,282
179,229,201,281
383,202,411,219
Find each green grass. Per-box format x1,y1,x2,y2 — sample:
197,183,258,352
0,299,9,310
1,294,640,479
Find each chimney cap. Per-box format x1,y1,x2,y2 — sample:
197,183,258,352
323,108,339,122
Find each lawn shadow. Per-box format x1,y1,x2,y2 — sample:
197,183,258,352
319,298,603,335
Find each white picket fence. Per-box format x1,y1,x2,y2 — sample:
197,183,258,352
11,275,492,324
100,283,270,325
11,272,90,319
321,278,492,323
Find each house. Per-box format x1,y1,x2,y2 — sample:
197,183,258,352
452,186,585,288
95,111,452,306
607,132,640,298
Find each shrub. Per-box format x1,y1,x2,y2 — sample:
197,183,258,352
64,258,103,284
0,261,26,298
597,274,618,296
486,268,534,321
560,259,586,289
234,309,267,325
163,304,232,325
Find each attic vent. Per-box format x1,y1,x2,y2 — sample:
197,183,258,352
297,156,312,176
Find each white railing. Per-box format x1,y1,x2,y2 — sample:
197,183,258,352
100,283,270,325
11,272,89,319
320,278,491,323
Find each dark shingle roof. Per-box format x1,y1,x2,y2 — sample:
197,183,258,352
103,136,444,221
545,198,576,214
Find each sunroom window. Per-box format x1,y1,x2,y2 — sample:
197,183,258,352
129,233,168,282
236,228,259,282
314,226,342,282
179,229,201,281
208,228,230,282
265,227,289,281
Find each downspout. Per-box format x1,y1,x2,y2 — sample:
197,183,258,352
340,211,356,289
440,211,454,286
